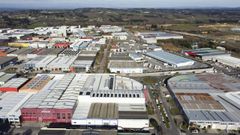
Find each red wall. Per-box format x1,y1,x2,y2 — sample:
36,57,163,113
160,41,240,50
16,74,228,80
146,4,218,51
21,108,73,123
0,87,18,92
54,43,71,48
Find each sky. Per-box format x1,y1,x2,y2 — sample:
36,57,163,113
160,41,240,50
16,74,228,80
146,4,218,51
0,0,240,9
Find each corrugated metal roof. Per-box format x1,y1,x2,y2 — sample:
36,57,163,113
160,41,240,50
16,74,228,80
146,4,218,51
145,51,194,67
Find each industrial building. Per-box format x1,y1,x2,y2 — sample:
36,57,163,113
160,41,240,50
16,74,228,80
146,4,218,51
19,75,52,93
99,25,122,33
108,60,144,73
21,74,78,123
145,51,195,67
167,73,240,130
210,55,240,68
36,48,64,56
137,31,183,44
35,56,57,71
29,41,49,48
70,41,91,51
0,56,18,69
70,56,95,73
7,48,35,60
0,78,28,92
20,74,149,131
53,42,71,48
183,48,229,60
0,73,16,86
109,53,132,61
72,74,148,131
129,53,144,62
47,56,77,71
8,41,30,48
0,92,33,124
112,32,128,40
59,49,80,56
183,48,240,68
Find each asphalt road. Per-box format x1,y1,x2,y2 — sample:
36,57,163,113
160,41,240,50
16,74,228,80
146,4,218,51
146,82,181,135
158,85,180,135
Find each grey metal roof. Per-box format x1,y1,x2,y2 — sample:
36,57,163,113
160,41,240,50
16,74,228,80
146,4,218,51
119,111,148,119
1,78,28,88
0,73,16,83
0,92,32,119
87,103,118,119
145,51,194,66
0,56,17,65
185,110,239,123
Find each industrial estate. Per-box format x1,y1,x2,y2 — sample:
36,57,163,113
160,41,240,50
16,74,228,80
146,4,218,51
0,17,240,135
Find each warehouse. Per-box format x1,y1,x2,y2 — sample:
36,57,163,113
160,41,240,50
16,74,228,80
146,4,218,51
72,74,148,130
19,75,52,93
129,53,144,62
30,41,49,48
70,41,90,51
72,103,118,127
211,55,240,68
24,56,46,70
7,48,35,60
20,74,149,130
0,92,32,124
72,102,148,130
167,74,240,130
8,41,30,48
37,48,64,56
70,56,95,73
145,51,195,67
137,31,183,44
112,32,128,40
0,56,18,69
54,42,71,48
183,48,230,61
109,53,132,61
0,73,16,86
47,56,77,71
59,49,80,56
99,25,122,33
108,60,144,73
7,48,30,57
0,78,28,92
21,74,79,123
35,55,57,71
78,50,98,57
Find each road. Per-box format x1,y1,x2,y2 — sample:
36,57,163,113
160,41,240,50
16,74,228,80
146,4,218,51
158,86,180,135
146,81,181,135
120,67,214,77
146,84,165,135
98,39,112,73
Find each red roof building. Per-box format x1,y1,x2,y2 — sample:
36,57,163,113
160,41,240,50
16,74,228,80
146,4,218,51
53,42,71,48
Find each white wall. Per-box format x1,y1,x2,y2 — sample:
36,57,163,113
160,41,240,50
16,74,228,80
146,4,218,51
72,119,118,126
118,119,149,129
78,96,145,104
110,68,143,74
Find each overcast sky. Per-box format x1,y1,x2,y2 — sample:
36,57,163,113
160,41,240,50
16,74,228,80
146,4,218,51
0,0,240,9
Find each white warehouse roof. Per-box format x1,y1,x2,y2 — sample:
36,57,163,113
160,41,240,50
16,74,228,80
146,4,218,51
0,92,32,122
145,51,195,67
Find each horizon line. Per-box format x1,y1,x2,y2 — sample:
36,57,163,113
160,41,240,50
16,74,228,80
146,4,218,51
0,6,240,10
